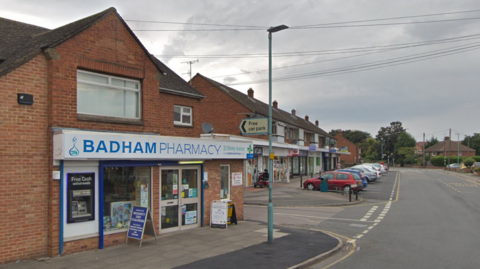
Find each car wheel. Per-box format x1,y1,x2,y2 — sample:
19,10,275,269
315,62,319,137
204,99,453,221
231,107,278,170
343,185,351,195
306,183,315,190
365,177,370,183
254,184,257,188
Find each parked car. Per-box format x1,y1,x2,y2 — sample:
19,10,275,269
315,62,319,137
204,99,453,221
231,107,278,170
303,171,361,193
368,163,387,174
471,162,480,173
336,169,368,188
348,167,378,182
448,163,460,169
353,164,381,179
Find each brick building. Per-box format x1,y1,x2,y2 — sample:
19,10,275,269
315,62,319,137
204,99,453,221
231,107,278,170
425,137,476,158
334,131,360,167
0,8,250,264
191,74,350,184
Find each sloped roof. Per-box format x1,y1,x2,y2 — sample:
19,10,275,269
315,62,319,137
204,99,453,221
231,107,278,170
0,18,49,60
193,73,332,138
425,140,475,152
153,57,204,99
0,7,167,79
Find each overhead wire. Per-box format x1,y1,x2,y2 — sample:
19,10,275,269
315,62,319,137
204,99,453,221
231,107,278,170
226,41,480,85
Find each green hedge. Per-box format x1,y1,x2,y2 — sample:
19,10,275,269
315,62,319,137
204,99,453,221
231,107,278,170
430,156,480,166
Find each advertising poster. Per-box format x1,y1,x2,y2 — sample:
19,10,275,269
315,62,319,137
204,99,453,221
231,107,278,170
185,211,196,225
232,172,242,187
127,206,148,240
211,201,228,228
111,202,124,229
173,184,178,194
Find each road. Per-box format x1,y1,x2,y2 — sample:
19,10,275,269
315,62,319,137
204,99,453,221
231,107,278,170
245,168,480,268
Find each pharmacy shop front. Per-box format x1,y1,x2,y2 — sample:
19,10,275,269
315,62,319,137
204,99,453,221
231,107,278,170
53,129,252,253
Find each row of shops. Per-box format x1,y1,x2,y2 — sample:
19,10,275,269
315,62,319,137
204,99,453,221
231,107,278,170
205,135,349,187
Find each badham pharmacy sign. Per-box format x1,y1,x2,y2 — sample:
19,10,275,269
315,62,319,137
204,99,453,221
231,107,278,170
54,130,254,160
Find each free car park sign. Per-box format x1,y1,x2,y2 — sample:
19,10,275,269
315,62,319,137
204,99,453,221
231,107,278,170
239,118,269,135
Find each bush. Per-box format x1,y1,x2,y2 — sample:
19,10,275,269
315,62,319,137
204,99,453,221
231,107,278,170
474,167,480,172
463,158,476,168
472,156,480,162
430,156,469,166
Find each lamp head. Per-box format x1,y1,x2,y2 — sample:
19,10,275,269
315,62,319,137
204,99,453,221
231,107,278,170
267,25,289,33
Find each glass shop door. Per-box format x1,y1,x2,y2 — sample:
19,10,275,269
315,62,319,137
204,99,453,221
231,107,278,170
160,167,200,233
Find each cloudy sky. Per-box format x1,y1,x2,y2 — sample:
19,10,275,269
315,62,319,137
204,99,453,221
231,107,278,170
2,0,479,142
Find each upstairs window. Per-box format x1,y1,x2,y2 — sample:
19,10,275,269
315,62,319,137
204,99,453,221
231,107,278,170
174,105,192,126
77,71,140,119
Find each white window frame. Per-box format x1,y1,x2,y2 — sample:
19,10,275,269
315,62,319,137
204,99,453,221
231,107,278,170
77,70,141,119
174,105,193,126
220,165,230,200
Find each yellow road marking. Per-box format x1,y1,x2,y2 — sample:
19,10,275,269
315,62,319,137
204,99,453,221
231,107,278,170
308,229,356,269
437,178,461,193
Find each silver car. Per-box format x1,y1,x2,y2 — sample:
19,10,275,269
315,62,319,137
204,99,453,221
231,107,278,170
349,167,378,182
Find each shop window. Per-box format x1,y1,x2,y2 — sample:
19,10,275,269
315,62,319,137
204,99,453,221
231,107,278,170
174,105,192,126
103,167,150,232
77,70,141,119
220,165,230,200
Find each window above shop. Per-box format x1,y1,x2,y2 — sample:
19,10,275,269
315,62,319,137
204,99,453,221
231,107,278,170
77,70,141,120
174,105,192,126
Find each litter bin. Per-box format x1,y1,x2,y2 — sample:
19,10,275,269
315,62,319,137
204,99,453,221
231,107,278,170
320,179,328,192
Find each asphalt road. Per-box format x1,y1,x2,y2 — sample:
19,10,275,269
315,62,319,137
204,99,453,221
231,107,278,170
245,169,480,268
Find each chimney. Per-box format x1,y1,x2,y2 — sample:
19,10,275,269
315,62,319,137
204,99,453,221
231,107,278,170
273,100,278,109
338,130,342,136
305,115,309,122
444,136,450,141
247,88,254,98
292,109,296,116
315,120,319,126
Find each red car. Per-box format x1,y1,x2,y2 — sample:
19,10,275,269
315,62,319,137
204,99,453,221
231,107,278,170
303,171,361,193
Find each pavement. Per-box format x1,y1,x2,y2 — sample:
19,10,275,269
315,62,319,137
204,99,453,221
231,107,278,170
2,175,363,269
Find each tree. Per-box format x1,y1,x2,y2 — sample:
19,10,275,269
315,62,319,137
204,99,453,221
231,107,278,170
394,132,416,166
462,133,480,155
375,121,406,164
425,136,439,149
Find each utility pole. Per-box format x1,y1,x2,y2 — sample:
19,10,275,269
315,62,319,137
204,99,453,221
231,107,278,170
182,59,199,85
423,133,426,167
457,133,460,172
448,128,451,165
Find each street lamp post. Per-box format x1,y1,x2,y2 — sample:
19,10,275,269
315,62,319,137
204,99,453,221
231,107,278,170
381,140,384,161
267,25,288,243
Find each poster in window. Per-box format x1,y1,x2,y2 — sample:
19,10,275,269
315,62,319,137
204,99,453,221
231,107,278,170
111,202,124,229
185,211,197,225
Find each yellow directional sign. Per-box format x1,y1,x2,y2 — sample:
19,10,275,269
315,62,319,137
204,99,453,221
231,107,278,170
239,118,269,135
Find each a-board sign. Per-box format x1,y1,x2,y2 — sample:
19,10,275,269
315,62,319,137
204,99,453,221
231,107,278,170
211,200,228,229
126,206,157,247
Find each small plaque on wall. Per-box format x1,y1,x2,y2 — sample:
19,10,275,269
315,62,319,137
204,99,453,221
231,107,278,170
17,93,34,105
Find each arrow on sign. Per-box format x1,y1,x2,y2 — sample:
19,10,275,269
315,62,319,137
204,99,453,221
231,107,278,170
239,118,269,135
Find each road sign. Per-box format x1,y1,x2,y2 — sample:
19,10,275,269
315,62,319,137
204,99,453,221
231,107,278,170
239,118,269,135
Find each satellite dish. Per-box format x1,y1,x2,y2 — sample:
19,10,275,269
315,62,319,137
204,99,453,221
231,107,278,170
202,123,214,134
291,139,298,144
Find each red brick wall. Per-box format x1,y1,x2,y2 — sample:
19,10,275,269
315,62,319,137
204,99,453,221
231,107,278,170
203,160,244,226
191,76,268,140
0,11,206,264
334,133,359,166
0,54,50,264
